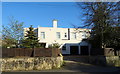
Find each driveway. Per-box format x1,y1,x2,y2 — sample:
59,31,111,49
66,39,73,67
2,56,120,74
35,60,118,72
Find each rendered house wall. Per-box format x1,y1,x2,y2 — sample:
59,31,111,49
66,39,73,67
24,20,91,55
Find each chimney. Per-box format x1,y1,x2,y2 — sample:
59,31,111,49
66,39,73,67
53,20,57,28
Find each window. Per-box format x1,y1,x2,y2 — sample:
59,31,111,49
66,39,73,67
62,44,66,50
72,33,76,39
64,33,67,38
56,32,61,39
41,32,45,39
82,32,86,38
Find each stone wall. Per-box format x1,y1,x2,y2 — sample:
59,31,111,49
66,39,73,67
0,56,63,71
89,56,120,67
63,56,120,67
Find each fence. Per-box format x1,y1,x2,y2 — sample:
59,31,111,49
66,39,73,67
90,48,120,56
2,48,61,57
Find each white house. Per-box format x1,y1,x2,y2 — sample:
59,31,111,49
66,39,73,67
24,20,91,55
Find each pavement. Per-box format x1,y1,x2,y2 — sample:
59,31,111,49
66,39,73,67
1,56,120,74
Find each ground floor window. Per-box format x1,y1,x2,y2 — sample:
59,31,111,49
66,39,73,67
62,44,66,50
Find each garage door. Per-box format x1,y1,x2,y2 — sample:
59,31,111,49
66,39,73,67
70,46,79,55
80,46,89,55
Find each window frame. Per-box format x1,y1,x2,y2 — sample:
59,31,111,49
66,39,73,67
64,33,67,38
72,32,77,39
56,32,61,39
41,32,45,39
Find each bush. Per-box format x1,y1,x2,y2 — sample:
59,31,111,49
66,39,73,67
48,43,61,48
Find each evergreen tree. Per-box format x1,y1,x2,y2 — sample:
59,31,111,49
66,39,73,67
22,25,40,48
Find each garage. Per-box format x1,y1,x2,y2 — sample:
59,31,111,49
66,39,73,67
70,46,79,55
80,46,89,55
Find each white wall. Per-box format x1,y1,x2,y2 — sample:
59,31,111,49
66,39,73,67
24,20,91,54
37,27,90,54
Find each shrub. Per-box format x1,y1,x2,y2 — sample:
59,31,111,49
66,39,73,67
48,43,61,48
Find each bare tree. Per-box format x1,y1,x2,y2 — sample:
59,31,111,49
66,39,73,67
77,2,120,49
2,17,24,48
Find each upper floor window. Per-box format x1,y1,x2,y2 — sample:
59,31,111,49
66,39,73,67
82,32,87,38
72,32,76,39
56,32,61,39
41,32,45,39
64,33,67,38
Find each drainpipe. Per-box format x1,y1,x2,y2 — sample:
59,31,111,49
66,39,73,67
68,28,70,40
